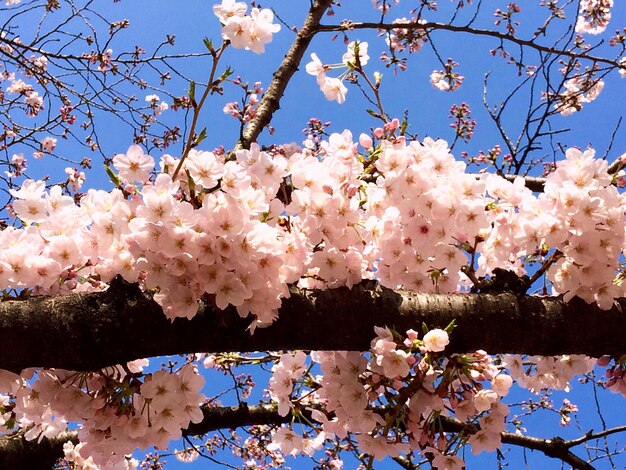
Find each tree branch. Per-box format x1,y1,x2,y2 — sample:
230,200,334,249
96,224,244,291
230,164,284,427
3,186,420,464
502,173,545,191
314,21,624,68
498,434,595,470
1,277,625,373
4,404,614,470
238,0,332,149
0,431,78,470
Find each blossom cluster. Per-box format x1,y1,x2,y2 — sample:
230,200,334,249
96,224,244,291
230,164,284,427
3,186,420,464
1,127,625,466
0,362,205,469
553,72,604,116
213,0,280,54
575,0,613,35
430,59,464,92
145,94,168,116
386,17,428,55
2,64,44,117
223,80,263,123
266,327,514,467
502,354,595,393
602,357,626,396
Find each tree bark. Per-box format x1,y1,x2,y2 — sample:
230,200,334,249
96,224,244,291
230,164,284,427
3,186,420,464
0,277,624,373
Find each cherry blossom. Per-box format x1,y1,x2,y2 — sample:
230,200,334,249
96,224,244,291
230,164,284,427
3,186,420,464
112,145,155,183
216,1,280,54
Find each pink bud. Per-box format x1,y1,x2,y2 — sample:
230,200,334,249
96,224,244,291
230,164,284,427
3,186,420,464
359,133,373,149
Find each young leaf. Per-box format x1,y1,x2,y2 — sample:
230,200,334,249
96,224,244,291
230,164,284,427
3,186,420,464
104,164,121,187
188,81,196,102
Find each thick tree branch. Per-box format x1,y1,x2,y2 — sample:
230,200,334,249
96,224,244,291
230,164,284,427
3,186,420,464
238,0,332,149
1,277,625,373
0,431,78,470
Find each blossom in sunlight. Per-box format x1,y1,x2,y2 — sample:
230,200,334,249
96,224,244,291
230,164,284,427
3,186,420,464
342,41,369,67
320,76,347,104
217,2,280,54
575,0,613,35
422,329,449,352
112,144,155,183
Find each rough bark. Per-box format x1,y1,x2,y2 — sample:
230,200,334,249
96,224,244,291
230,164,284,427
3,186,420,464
0,276,625,373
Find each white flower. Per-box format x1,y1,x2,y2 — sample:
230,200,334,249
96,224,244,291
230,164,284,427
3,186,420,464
491,374,513,396
430,71,450,91
213,0,247,23
306,53,326,77
320,76,347,104
342,41,369,67
422,329,449,352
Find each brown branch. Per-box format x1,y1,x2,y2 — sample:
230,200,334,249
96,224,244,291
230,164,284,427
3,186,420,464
0,36,213,65
499,434,595,470
1,276,626,373
314,21,624,68
564,425,626,448
238,0,332,149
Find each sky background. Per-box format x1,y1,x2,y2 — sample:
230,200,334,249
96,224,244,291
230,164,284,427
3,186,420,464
4,0,626,468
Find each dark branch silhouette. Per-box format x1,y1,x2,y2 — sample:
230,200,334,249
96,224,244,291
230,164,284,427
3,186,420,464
3,403,621,470
314,21,624,68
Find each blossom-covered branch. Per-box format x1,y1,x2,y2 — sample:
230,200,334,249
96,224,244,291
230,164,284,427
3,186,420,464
3,402,621,469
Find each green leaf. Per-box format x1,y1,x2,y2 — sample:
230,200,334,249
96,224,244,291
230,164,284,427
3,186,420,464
400,117,408,135
185,169,195,193
366,109,381,119
195,127,207,146
188,81,196,101
104,164,121,187
217,67,233,83
444,319,457,333
203,37,214,54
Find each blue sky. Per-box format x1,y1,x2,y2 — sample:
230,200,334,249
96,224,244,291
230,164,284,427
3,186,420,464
6,0,626,468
